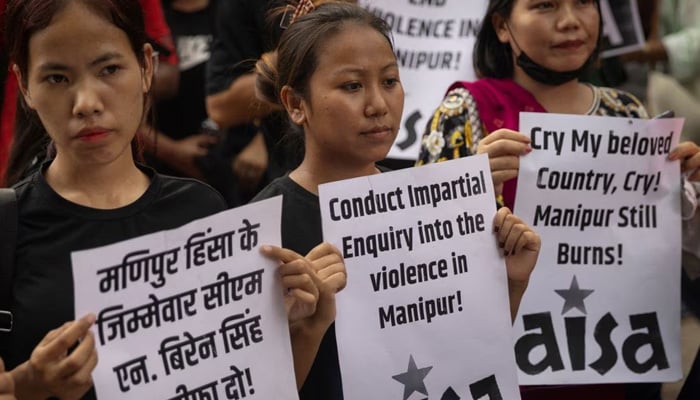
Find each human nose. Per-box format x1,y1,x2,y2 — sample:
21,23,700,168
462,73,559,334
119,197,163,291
364,84,389,118
557,3,582,31
72,79,104,118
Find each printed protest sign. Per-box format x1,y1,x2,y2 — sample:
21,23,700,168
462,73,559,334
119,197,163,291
73,197,298,400
319,155,520,400
361,0,486,161
513,113,683,384
599,0,645,58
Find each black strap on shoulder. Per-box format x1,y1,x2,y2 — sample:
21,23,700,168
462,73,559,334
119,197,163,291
0,188,17,332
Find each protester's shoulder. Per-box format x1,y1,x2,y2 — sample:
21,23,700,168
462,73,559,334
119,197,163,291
593,86,650,119
252,175,293,202
442,84,474,103
417,82,484,165
156,173,227,212
252,175,318,210
445,77,508,106
428,85,477,124
12,167,42,201
436,78,510,120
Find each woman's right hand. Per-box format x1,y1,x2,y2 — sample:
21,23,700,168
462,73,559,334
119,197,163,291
23,314,98,400
477,129,531,196
670,140,700,181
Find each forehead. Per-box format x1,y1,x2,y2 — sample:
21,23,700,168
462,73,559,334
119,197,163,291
27,1,132,67
313,23,395,75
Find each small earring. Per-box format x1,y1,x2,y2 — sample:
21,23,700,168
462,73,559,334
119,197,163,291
151,51,159,73
292,109,304,124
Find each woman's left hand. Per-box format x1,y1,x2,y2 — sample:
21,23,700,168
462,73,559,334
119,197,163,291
670,141,700,181
494,207,541,285
305,242,347,330
261,245,319,323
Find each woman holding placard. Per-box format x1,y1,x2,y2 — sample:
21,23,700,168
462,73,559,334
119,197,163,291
252,2,542,399
417,0,700,399
0,0,324,398
417,0,699,209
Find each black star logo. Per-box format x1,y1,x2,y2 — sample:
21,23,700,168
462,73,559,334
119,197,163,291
555,275,594,315
392,355,433,400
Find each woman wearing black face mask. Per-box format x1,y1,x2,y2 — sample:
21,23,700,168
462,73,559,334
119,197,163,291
419,0,650,203
416,0,700,399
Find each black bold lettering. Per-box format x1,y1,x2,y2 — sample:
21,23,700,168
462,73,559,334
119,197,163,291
515,313,565,374
622,312,669,373
469,374,503,400
589,312,618,375
565,316,586,371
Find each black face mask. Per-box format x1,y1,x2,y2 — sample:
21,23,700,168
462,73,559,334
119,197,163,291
516,50,592,86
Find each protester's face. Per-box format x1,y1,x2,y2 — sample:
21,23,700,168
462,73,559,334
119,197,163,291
18,1,152,167
298,23,404,169
496,0,599,72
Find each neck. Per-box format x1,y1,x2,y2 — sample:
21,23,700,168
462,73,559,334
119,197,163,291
290,155,379,195
513,68,593,114
45,154,149,209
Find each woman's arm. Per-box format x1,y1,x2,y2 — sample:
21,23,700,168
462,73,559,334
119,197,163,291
493,207,541,321
11,314,97,400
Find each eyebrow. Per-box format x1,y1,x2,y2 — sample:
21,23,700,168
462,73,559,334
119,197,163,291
335,62,400,75
37,52,125,72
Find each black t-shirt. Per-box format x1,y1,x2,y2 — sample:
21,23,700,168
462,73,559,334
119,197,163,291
157,3,215,142
252,175,343,400
1,163,226,400
205,0,279,97
205,0,298,175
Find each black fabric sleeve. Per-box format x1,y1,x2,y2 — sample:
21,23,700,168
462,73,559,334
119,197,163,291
205,0,277,95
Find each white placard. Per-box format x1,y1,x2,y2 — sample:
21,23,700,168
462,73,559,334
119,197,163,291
320,155,521,400
361,0,486,161
513,113,683,384
73,197,299,400
599,0,646,58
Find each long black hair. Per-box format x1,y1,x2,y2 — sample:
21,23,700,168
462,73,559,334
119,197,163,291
3,0,154,186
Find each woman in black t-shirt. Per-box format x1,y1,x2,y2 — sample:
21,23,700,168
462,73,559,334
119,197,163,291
1,1,323,398
252,3,542,399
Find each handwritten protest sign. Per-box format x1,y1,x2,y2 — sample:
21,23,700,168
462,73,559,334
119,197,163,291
73,197,299,399
513,113,683,384
360,0,486,160
319,155,520,400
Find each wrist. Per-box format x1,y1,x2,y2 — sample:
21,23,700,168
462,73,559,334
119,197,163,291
508,279,528,296
289,315,331,340
11,362,50,400
508,280,528,322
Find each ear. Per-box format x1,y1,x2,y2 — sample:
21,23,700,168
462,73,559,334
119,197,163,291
493,13,510,44
12,64,35,109
141,43,155,93
280,85,306,125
